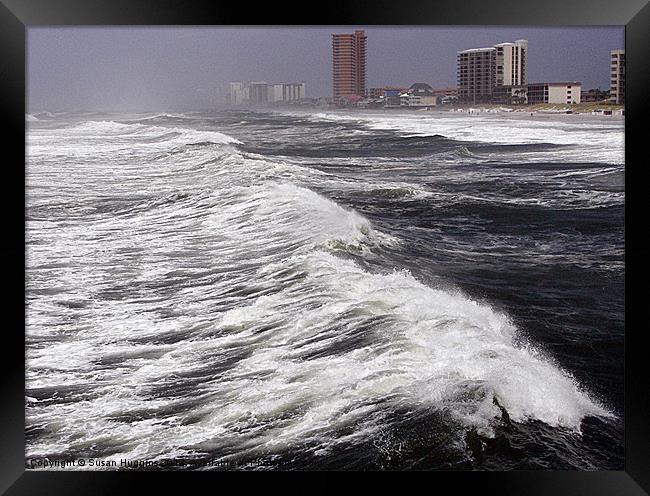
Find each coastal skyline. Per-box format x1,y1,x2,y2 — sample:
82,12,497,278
28,26,623,111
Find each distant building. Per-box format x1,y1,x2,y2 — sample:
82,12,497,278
365,87,385,99
431,87,458,105
229,81,306,106
383,88,402,107
335,94,363,106
431,87,458,97
332,30,367,100
387,83,439,108
494,40,528,87
229,82,248,105
610,49,625,104
403,94,438,108
493,84,528,104
527,82,581,104
248,82,269,105
268,83,306,103
409,82,434,96
438,95,458,105
581,88,609,102
457,47,496,103
457,39,528,104
366,86,406,99
316,96,332,107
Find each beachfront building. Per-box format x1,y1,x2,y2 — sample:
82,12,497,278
493,84,528,104
402,94,438,108
431,87,458,105
383,88,402,107
582,88,610,102
365,87,385,99
392,83,437,108
457,47,497,104
248,82,269,105
228,81,307,106
409,82,435,96
229,82,249,106
610,49,625,105
268,83,307,103
495,40,528,87
431,86,457,97
458,39,528,104
527,82,582,104
366,86,409,100
332,30,367,101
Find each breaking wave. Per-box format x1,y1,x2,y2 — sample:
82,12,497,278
25,110,623,469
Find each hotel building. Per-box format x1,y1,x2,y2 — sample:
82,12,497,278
332,30,367,100
457,39,528,104
248,82,269,104
495,40,528,87
457,47,496,103
229,82,248,106
229,81,306,106
610,49,625,104
268,83,306,103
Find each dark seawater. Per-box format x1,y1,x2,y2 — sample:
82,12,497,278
25,108,624,470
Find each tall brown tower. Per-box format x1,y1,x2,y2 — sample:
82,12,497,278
332,30,367,100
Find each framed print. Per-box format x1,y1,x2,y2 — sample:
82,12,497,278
1,0,648,493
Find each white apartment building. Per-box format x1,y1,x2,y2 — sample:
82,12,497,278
400,94,438,107
268,83,306,103
457,39,528,104
610,50,625,104
229,81,306,105
527,82,581,104
229,82,248,105
494,39,528,86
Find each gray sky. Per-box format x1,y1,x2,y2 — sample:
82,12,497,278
27,26,623,112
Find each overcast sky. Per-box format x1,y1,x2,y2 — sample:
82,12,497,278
27,26,623,111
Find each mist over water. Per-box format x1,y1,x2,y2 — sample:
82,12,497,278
26,109,624,469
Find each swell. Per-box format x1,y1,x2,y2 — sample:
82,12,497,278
25,112,621,468
27,181,611,465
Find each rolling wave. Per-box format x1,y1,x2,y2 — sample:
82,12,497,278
26,110,624,469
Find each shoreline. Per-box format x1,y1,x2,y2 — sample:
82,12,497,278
270,105,625,123
26,106,626,125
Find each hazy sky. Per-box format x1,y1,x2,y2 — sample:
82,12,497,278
27,26,623,111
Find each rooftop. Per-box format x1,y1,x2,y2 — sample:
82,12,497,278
529,81,582,86
458,47,495,53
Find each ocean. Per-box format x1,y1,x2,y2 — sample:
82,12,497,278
25,108,625,470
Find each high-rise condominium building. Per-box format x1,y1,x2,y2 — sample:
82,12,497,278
268,83,306,103
332,30,367,100
457,47,496,104
610,49,625,105
248,82,269,104
229,81,306,106
229,82,248,106
495,40,528,86
457,39,528,104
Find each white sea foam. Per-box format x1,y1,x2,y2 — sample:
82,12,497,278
27,120,242,162
25,111,619,466
291,110,625,165
26,247,611,462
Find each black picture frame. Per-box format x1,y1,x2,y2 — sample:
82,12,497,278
2,0,647,493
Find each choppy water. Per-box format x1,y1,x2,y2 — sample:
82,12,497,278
26,109,624,470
